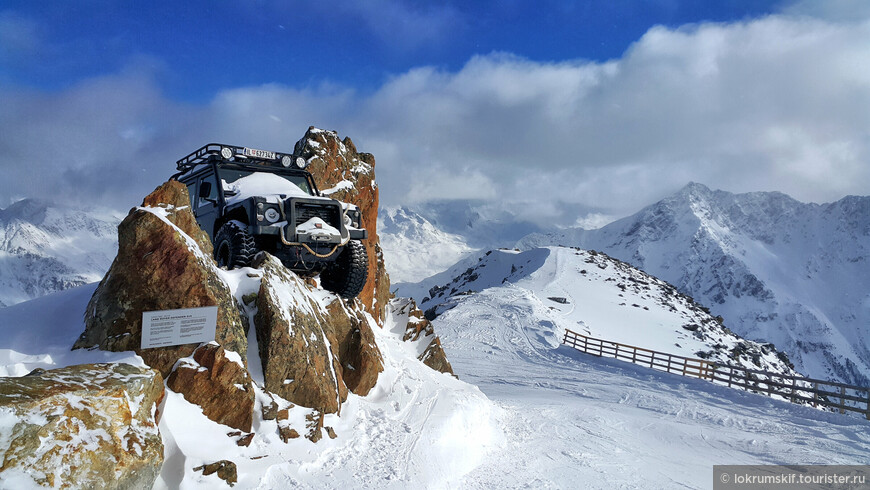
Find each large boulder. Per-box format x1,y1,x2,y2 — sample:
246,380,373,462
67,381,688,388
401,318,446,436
393,298,455,376
0,363,164,489
166,342,255,432
254,254,383,414
73,181,248,378
295,128,391,323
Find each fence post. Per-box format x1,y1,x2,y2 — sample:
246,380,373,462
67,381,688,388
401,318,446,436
790,378,796,403
632,348,637,364
813,383,818,408
840,386,846,415
614,343,619,360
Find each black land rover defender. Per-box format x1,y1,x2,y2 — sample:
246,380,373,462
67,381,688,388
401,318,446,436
172,143,368,299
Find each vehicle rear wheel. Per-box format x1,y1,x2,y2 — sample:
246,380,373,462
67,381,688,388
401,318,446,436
320,240,368,299
214,220,256,269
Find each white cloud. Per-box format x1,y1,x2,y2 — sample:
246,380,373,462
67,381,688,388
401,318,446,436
1,13,869,223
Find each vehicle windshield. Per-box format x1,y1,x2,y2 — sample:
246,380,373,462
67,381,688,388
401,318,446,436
218,167,313,196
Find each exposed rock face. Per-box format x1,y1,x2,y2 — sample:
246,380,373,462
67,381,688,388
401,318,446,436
194,460,238,487
73,181,247,378
166,342,254,432
0,363,164,489
295,128,391,323
254,255,383,414
393,298,455,376
325,300,383,395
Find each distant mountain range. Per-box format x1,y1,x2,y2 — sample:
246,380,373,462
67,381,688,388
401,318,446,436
0,199,120,308
6,183,869,388
518,183,870,386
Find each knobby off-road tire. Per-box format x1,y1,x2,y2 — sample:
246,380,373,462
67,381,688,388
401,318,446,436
320,240,368,299
214,220,256,269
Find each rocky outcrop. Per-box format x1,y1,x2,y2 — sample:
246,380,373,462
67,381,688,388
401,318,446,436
295,128,391,323
325,299,383,395
254,254,383,414
0,363,164,489
64,128,446,443
73,180,248,379
194,460,238,487
393,298,455,376
166,342,254,432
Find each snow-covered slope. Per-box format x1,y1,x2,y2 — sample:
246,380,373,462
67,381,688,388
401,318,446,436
2,247,868,488
0,199,120,308
379,206,476,284
0,277,501,488
412,246,798,375
519,183,870,386
403,245,868,487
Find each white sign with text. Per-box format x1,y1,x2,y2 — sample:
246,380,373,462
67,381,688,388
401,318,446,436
141,306,218,349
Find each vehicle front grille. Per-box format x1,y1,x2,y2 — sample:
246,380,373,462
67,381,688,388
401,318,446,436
294,202,341,228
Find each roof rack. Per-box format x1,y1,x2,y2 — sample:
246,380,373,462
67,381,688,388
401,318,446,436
176,143,296,173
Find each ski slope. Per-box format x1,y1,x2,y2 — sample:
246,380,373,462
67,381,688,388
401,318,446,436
425,247,870,488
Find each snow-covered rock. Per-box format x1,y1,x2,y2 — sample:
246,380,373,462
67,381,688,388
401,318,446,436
518,183,870,385
0,363,164,489
0,198,120,308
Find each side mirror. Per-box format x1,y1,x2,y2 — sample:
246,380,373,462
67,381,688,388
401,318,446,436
198,181,212,199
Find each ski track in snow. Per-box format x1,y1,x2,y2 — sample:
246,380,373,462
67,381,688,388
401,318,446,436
430,247,870,488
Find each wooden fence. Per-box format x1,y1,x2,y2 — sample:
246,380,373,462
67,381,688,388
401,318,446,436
562,329,870,420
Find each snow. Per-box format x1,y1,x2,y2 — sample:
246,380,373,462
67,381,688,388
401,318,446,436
0,284,143,376
423,246,870,488
2,216,869,487
321,180,354,196
516,184,870,386
222,173,316,205
0,199,120,308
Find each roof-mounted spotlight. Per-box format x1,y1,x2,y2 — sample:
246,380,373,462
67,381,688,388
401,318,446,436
295,157,308,169
281,155,293,167
220,147,234,159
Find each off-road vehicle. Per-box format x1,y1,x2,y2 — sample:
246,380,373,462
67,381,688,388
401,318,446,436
172,143,368,299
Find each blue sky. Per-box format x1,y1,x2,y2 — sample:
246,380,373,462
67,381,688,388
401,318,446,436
1,0,869,225
3,1,782,100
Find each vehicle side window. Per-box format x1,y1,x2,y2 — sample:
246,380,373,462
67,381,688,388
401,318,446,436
185,182,197,209
198,174,218,207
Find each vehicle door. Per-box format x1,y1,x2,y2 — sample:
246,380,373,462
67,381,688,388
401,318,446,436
195,171,220,240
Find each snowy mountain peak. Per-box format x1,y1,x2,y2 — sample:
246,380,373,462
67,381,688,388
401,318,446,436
0,198,51,225
517,185,870,385
0,199,121,308
379,206,476,284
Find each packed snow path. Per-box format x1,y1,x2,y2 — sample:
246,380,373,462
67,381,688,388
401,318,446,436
429,247,870,488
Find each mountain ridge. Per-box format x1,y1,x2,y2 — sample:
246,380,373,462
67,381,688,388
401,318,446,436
517,183,870,385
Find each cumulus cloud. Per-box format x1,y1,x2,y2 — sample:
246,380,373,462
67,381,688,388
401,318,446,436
1,12,868,224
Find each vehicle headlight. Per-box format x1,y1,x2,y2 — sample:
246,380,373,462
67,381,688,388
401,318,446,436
264,208,280,223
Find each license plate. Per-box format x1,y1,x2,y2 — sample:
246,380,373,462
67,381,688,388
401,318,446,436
243,147,276,160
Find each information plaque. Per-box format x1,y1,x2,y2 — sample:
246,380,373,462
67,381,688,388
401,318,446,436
141,306,218,349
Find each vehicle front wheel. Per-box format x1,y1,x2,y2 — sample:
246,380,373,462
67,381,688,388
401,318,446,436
214,220,256,269
320,240,369,299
